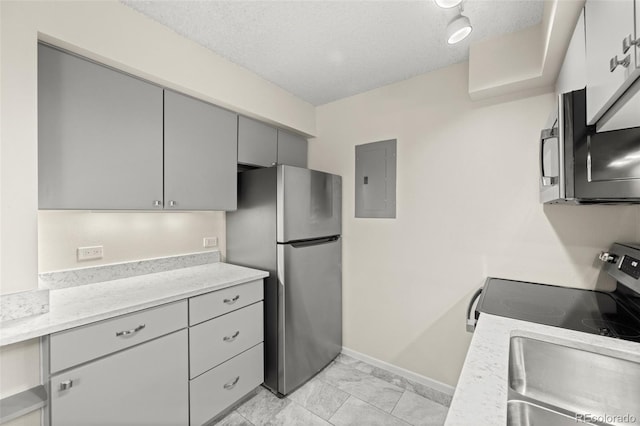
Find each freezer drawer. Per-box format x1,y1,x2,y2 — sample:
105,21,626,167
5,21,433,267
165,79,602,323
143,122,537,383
277,166,341,242
277,237,342,394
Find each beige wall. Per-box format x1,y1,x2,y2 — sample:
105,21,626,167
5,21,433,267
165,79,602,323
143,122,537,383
38,211,226,272
308,62,639,387
0,1,314,422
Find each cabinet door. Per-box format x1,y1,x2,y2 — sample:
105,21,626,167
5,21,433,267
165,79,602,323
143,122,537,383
238,116,278,167
38,44,163,210
50,330,188,426
585,0,637,124
164,91,237,210
277,129,308,168
555,9,586,96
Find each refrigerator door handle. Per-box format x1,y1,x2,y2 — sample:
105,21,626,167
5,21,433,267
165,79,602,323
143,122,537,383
289,236,340,248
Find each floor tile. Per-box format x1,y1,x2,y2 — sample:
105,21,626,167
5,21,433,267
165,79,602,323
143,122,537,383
391,391,449,426
319,362,404,412
236,387,290,426
330,396,410,426
288,377,350,420
336,353,375,374
264,402,332,426
409,381,453,407
364,365,452,407
214,410,254,426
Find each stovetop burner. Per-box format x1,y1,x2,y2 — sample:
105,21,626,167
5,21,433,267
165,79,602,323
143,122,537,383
476,278,640,343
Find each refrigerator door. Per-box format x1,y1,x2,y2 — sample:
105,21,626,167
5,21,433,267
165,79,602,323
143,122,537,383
277,166,341,243
277,237,342,395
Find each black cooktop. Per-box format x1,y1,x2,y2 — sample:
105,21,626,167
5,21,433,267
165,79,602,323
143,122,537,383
477,278,640,342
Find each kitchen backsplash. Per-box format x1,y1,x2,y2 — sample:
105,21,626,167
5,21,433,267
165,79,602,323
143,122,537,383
38,210,226,272
39,251,221,290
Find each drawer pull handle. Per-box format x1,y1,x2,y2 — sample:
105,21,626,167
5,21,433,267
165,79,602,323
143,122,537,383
115,324,146,337
223,331,240,342
610,54,630,72
223,376,240,390
59,380,73,391
223,295,240,305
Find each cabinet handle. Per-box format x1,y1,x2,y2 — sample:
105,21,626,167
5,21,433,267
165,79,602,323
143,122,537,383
223,295,240,305
223,331,240,342
223,376,240,390
168,200,177,207
610,54,631,72
59,380,73,391
153,200,162,207
623,34,640,54
115,324,146,337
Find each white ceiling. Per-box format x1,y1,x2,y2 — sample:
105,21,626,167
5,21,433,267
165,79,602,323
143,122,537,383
122,0,544,106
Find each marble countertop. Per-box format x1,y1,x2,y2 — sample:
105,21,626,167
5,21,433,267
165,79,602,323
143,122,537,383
445,313,640,426
0,262,268,347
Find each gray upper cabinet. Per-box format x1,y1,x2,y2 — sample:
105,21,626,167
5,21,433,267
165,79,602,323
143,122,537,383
585,0,639,127
164,91,237,210
238,116,278,167
277,129,308,168
38,44,164,210
238,117,308,168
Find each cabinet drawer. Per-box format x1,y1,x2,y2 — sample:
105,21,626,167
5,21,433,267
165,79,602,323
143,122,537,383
190,343,264,426
50,300,187,373
189,280,263,326
51,330,188,426
190,302,263,378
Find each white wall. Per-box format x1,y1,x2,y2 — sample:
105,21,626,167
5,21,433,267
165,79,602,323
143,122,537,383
308,62,639,387
38,211,226,272
0,1,314,423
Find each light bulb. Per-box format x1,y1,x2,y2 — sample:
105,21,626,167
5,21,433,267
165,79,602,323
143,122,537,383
447,14,472,44
434,0,462,9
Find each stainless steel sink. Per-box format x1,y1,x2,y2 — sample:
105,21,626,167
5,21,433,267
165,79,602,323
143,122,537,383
507,336,640,426
507,400,598,426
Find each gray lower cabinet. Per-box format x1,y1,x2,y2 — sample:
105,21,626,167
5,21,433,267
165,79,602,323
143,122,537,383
46,282,264,426
189,301,264,379
38,43,164,210
50,329,189,426
277,129,308,168
238,116,278,167
164,91,238,210
190,343,264,426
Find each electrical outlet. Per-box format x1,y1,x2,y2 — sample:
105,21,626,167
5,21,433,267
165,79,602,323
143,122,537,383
203,237,218,248
77,245,103,261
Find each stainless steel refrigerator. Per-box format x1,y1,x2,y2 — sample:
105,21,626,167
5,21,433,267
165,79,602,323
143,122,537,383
227,165,342,396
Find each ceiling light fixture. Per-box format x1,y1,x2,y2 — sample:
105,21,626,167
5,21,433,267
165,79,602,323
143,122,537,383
446,12,473,44
434,0,462,8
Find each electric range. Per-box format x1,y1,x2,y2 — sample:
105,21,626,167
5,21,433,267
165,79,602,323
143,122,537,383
467,243,640,343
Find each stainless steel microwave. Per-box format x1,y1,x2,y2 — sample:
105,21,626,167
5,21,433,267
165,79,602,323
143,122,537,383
540,88,640,204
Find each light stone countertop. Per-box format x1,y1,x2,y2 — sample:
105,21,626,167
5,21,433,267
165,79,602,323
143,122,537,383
0,262,268,347
445,313,640,426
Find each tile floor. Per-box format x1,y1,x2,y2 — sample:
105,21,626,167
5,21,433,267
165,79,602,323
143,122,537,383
214,353,450,426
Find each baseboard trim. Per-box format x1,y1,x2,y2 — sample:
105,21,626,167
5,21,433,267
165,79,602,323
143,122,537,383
341,347,456,396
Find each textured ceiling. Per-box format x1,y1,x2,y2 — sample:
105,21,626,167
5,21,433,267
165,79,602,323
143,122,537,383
122,0,544,106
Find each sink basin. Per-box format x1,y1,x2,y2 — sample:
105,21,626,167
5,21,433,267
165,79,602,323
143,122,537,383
507,400,598,426
507,336,640,426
